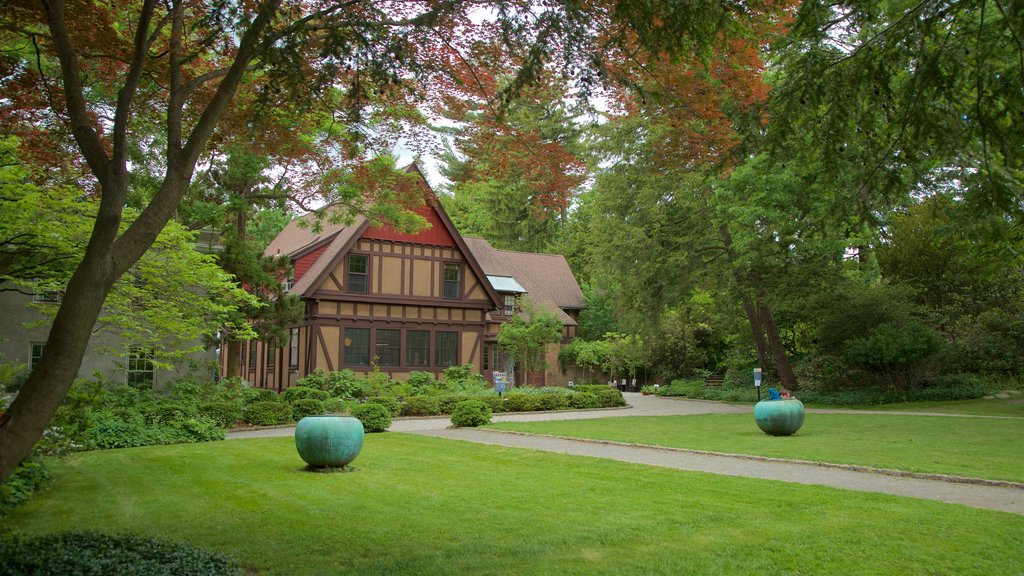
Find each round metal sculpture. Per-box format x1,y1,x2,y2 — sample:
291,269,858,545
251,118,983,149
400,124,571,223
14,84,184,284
295,416,365,469
753,399,805,436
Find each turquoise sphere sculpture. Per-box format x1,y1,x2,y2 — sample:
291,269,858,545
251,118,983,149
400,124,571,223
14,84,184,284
754,399,805,436
295,416,365,468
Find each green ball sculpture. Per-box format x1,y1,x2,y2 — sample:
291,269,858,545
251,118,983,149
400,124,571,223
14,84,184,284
295,416,364,469
754,399,805,436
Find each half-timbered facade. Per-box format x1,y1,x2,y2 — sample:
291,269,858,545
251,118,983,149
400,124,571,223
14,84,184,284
226,166,584,389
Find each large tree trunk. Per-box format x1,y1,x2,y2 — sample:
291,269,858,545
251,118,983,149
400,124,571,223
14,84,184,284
742,297,773,378
758,300,798,391
0,0,282,482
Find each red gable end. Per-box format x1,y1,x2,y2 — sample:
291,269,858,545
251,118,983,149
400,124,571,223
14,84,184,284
362,204,456,247
293,243,330,284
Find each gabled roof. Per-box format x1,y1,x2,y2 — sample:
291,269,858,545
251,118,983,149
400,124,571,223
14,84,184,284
463,236,583,326
268,164,500,308
264,215,355,259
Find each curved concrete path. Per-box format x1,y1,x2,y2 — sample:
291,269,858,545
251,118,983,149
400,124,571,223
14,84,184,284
227,393,1024,515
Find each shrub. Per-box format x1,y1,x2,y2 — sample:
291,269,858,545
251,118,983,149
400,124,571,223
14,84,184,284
322,397,349,414
567,392,601,409
172,418,225,443
243,401,294,426
480,394,506,412
300,369,367,400
350,403,391,433
590,387,627,408
450,400,492,427
283,386,329,404
0,531,242,575
844,321,945,375
198,401,242,429
83,418,187,450
144,403,198,426
0,457,49,515
537,392,569,411
168,380,204,402
435,394,468,414
400,395,441,416
503,392,543,412
241,387,278,406
366,396,401,417
290,398,326,420
407,371,438,393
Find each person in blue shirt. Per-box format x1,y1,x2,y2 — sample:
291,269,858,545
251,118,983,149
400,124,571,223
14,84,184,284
767,387,793,400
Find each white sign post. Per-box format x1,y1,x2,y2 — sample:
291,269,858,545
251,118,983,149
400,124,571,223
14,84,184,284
753,368,763,401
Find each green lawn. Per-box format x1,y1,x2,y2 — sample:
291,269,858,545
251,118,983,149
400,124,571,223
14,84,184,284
6,435,1024,575
854,397,1024,417
488,413,1024,482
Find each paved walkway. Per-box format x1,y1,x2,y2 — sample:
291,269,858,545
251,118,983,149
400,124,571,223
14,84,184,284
227,393,1024,515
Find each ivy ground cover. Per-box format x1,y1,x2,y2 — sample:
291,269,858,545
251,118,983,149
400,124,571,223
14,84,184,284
488,413,1024,482
6,435,1023,575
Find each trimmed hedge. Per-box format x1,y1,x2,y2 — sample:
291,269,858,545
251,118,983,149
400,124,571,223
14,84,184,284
0,531,241,575
350,403,391,433
504,392,543,412
322,397,348,414
400,395,441,416
283,386,330,404
366,396,401,417
243,401,293,426
198,401,242,429
290,398,326,420
450,400,492,428
241,387,278,406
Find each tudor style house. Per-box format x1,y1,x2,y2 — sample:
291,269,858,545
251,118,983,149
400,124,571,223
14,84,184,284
225,166,584,389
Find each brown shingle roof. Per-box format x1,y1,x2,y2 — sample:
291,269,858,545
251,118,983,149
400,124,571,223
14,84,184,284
463,237,583,326
264,213,355,258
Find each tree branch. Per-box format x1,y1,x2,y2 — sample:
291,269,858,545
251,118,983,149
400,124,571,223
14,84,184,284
41,0,110,185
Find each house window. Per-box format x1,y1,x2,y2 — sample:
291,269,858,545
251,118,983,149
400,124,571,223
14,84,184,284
344,328,370,366
435,331,458,367
248,342,257,370
283,272,294,292
407,330,429,367
443,263,460,299
29,343,44,370
267,345,276,369
289,328,299,368
504,295,516,316
348,254,368,293
126,346,154,385
482,341,489,371
375,329,401,367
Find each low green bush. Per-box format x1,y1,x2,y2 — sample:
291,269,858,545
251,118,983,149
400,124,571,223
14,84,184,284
173,418,225,443
83,418,188,450
144,402,199,426
198,401,242,429
567,392,601,409
0,531,242,575
480,395,506,412
243,401,293,426
450,400,492,428
283,386,330,404
504,392,543,412
400,395,441,416
589,387,627,408
241,387,278,406
537,392,569,411
0,457,49,515
407,371,438,393
350,403,391,433
290,398,326,420
298,369,368,400
435,394,467,414
322,397,349,414
366,396,401,417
